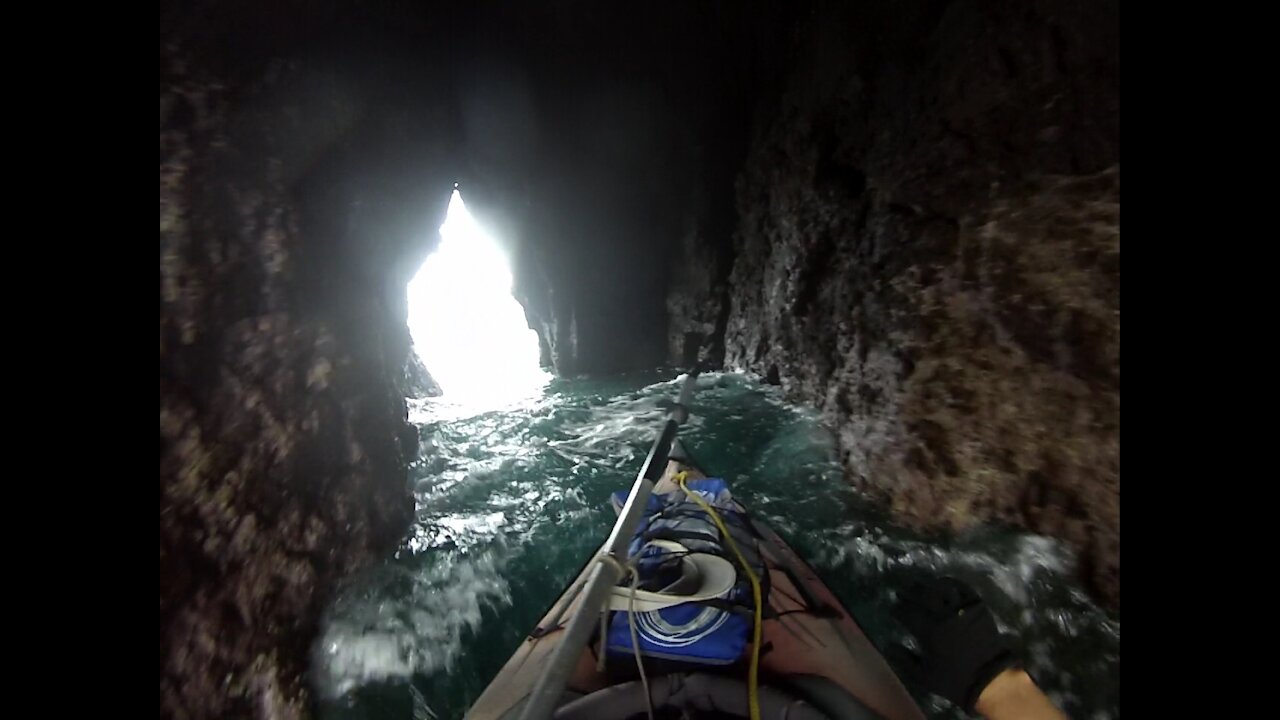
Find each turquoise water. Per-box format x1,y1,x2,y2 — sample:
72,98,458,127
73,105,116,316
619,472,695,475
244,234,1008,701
312,371,1119,719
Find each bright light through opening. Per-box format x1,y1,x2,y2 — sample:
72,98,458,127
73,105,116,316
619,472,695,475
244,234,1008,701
407,190,550,408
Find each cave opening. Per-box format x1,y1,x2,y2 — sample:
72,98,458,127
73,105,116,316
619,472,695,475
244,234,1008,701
407,188,550,407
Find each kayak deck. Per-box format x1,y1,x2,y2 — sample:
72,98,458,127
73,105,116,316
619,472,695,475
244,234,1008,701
466,450,924,720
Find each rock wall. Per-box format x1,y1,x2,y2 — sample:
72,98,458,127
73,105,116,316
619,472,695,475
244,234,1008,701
716,0,1120,609
159,5,460,713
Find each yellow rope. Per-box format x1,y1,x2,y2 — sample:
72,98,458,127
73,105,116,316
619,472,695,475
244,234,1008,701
674,471,762,720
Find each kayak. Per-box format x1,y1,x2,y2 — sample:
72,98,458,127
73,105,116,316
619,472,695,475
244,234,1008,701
466,375,925,720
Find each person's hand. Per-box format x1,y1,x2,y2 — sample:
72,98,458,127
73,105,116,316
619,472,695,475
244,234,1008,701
887,576,1018,713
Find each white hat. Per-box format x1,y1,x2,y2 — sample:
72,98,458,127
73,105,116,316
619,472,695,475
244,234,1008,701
606,540,738,613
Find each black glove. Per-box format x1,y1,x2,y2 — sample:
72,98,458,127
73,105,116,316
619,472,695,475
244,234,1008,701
887,576,1019,713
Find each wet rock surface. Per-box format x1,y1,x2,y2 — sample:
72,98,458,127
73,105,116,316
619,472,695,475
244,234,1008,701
716,0,1119,609
160,20,453,716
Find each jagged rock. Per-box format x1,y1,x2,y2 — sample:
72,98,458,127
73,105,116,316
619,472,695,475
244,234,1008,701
717,0,1119,609
404,345,442,399
160,23,452,716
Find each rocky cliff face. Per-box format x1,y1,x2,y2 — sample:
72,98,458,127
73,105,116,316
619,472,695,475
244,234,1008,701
713,0,1120,609
159,9,459,713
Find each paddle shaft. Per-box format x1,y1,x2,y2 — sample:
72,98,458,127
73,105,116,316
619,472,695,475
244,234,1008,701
517,373,697,720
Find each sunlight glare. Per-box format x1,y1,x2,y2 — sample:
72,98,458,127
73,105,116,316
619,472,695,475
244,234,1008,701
407,190,550,408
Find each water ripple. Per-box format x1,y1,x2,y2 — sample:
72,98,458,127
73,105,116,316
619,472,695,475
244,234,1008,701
314,371,1118,719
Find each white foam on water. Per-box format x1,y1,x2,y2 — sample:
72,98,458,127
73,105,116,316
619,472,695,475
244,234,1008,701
817,524,1118,716
312,549,512,700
